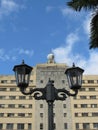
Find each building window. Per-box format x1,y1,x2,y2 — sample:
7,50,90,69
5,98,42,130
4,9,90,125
64,113,67,117
29,104,32,108
1,80,7,83
76,123,79,129
40,80,43,83
75,113,78,117
54,123,56,129
81,104,87,108
28,123,32,130
91,104,97,108
40,113,43,118
7,113,14,117
62,80,65,83
82,113,88,117
11,80,16,83
90,96,96,99
9,96,16,100
0,96,6,99
92,113,98,117
82,80,85,84
0,104,5,108
83,123,90,129
40,104,43,108
0,88,7,91
18,104,25,108
8,104,15,108
64,123,67,129
74,104,78,108
80,96,86,99
18,113,25,117
19,96,26,100
63,104,66,108
80,88,85,91
0,124,3,130
88,80,94,83
28,113,32,117
93,123,98,129
6,123,13,130
89,88,95,91
17,124,24,130
10,88,16,91
0,113,4,117
40,123,43,129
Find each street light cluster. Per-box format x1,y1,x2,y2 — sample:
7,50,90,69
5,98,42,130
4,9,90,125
13,60,84,130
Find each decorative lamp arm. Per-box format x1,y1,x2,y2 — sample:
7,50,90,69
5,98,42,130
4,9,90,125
55,88,78,101
20,87,46,100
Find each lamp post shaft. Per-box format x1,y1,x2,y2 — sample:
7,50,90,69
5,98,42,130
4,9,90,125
48,102,54,130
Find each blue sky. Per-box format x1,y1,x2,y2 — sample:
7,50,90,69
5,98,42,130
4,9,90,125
0,0,98,75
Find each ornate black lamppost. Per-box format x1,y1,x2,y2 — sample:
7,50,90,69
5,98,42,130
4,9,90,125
13,61,84,130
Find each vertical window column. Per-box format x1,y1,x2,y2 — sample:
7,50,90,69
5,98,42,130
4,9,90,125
40,123,43,129
76,123,79,129
28,123,32,130
64,123,68,129
17,123,24,130
0,124,3,130
6,123,13,130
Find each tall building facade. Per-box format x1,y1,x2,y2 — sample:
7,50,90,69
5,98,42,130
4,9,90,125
0,54,98,130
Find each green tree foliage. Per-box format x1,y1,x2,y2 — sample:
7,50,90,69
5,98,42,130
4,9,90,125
67,0,98,49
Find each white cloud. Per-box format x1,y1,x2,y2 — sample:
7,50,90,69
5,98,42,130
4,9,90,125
46,6,78,16
52,32,98,75
52,32,79,64
60,7,74,16
83,13,91,36
46,6,55,12
19,49,34,57
0,0,25,19
82,51,98,74
60,7,83,18
0,48,34,61
0,48,10,61
60,7,91,37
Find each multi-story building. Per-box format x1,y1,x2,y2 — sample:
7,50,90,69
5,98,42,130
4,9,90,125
0,54,98,130
71,75,98,130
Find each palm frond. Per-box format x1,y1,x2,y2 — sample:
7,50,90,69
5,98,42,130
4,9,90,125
90,12,98,49
67,0,98,11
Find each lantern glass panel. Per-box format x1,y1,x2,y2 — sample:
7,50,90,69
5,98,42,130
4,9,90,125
65,67,84,90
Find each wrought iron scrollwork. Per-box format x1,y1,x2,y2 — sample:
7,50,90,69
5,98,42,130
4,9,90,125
20,87,46,100
20,79,78,101
32,88,46,100
55,88,78,101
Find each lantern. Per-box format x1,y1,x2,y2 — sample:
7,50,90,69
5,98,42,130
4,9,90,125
13,60,32,88
65,63,84,90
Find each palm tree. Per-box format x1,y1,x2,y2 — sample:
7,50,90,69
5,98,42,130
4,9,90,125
67,0,98,49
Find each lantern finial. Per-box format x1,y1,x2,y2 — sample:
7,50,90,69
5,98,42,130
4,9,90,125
73,63,75,67
22,60,25,64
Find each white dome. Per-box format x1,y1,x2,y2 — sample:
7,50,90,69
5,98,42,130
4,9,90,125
47,53,55,63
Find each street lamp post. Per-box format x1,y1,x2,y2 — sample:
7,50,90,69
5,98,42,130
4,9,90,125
13,61,84,130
